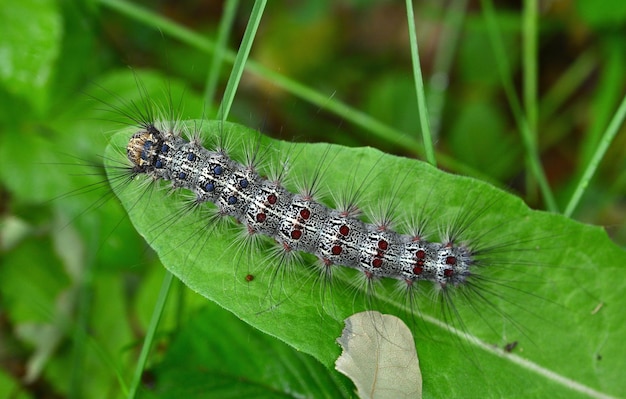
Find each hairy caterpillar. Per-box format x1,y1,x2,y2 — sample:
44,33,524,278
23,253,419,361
96,78,623,398
124,120,475,294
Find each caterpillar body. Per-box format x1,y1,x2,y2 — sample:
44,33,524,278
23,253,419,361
126,122,472,291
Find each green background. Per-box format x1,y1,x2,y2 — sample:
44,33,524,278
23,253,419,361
1,1,625,398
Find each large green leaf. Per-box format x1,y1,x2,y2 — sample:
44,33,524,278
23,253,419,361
107,121,625,398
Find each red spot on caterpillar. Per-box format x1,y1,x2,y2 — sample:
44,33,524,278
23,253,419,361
291,230,302,239
378,240,388,250
256,213,267,222
446,256,456,265
300,208,311,220
267,194,277,204
339,225,350,236
331,245,342,255
416,250,426,259
444,268,454,277
372,258,383,268
413,266,423,274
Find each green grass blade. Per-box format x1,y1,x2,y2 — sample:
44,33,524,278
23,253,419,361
405,0,436,166
217,0,266,120
564,94,626,217
127,271,174,399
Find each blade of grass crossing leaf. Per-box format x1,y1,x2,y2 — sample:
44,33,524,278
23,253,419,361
564,94,626,217
204,0,239,105
217,0,266,120
405,0,436,166
480,0,558,212
127,271,174,399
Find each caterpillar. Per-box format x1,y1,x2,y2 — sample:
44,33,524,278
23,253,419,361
125,120,473,294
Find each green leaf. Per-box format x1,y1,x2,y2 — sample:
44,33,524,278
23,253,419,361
107,120,626,398
0,0,62,113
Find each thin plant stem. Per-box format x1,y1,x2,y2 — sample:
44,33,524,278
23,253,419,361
127,271,174,399
405,0,436,166
218,0,267,120
564,94,626,217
